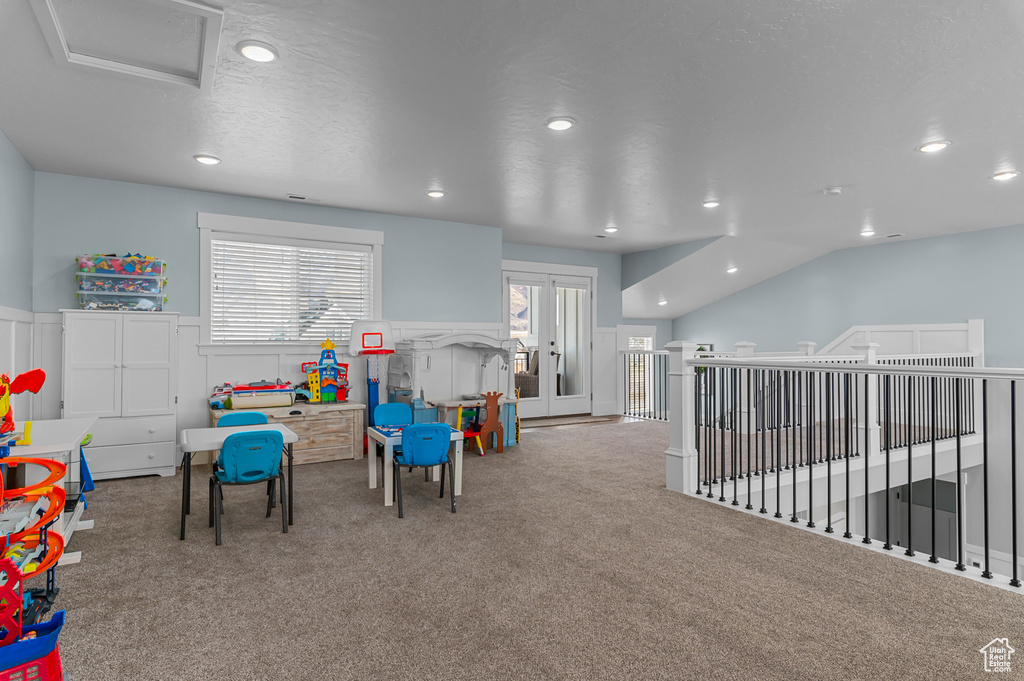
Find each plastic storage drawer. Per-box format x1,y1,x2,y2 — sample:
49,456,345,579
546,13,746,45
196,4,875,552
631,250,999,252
76,291,166,311
76,272,165,294
76,254,165,276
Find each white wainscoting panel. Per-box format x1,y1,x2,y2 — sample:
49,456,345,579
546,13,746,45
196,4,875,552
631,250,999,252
0,306,36,421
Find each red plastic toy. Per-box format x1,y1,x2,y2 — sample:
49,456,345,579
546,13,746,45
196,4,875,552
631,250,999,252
0,369,46,436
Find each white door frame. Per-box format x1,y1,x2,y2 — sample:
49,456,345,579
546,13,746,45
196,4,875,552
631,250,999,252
503,260,597,418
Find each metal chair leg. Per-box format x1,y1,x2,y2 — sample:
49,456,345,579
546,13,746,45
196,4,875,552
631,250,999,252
279,472,288,534
266,478,275,518
214,483,223,545
448,460,456,513
209,476,215,527
439,461,446,498
395,460,404,518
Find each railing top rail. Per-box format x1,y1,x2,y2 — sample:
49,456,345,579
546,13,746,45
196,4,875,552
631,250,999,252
683,356,1020,380
877,352,980,360
621,350,670,355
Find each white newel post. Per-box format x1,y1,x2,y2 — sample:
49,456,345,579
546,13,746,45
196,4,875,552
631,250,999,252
734,341,756,433
665,341,699,494
852,343,881,457
796,340,817,356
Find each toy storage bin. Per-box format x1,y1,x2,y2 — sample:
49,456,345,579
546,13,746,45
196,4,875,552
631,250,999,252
76,254,165,276
76,272,165,294
76,291,166,312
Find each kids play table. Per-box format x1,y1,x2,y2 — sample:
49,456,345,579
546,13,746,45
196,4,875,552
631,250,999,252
366,425,464,507
177,424,298,539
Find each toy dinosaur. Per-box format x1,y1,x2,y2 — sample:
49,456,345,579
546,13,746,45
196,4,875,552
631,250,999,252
0,369,46,436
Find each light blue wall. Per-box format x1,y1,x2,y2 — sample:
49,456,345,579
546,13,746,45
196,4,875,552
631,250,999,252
33,172,503,321
501,242,622,328
621,318,673,350
0,130,34,311
621,237,719,289
673,223,1024,367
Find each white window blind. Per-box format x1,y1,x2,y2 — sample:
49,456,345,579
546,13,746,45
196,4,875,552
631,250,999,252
210,237,373,344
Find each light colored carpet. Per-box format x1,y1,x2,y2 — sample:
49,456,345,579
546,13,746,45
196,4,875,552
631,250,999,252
51,420,1023,680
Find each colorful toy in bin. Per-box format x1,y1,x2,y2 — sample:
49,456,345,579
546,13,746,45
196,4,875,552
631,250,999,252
304,340,348,403
76,253,164,276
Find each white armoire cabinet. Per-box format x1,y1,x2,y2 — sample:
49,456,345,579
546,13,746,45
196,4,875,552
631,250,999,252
61,311,178,479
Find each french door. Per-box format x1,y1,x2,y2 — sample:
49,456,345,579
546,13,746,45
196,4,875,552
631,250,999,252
504,271,592,418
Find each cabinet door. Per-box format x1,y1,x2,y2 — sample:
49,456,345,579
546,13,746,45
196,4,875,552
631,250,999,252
63,313,122,419
121,315,177,417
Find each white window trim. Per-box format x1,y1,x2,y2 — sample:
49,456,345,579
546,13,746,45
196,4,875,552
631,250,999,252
198,213,382,354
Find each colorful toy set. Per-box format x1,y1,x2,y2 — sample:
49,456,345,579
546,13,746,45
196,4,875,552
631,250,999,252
75,254,168,312
0,372,68,679
229,380,295,409
302,339,349,404
348,321,395,425
0,370,46,437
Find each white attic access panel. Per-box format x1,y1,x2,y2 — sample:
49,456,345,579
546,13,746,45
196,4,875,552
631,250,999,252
29,0,223,91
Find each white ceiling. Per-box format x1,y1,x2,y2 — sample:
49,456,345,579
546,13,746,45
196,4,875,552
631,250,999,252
3,0,1024,318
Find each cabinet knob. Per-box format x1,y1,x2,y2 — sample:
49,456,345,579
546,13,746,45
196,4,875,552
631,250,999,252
147,453,155,459
148,428,156,433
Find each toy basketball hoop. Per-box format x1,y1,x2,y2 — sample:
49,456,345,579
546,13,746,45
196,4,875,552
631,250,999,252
349,321,395,425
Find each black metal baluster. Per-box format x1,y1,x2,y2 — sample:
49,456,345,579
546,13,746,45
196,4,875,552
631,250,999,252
708,368,716,497
844,372,853,538
983,379,992,578
883,374,892,550
929,375,939,564
733,369,740,506
807,371,815,528
906,374,915,557
826,372,834,533
792,371,800,523
863,372,872,545
1012,381,1020,587
954,377,966,571
719,367,726,502
746,368,754,510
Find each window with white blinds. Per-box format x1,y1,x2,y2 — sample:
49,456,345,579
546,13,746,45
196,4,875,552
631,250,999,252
210,237,373,344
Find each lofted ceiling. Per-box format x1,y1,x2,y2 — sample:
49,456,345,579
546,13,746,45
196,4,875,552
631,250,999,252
3,0,1024,318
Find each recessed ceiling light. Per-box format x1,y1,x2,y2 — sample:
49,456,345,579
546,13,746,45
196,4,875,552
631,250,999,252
702,200,720,208
604,226,618,233
992,170,1020,181
236,40,279,63
193,154,220,165
545,117,575,131
658,300,668,306
726,266,738,274
860,229,876,237
426,190,445,198
917,140,951,153
823,186,842,196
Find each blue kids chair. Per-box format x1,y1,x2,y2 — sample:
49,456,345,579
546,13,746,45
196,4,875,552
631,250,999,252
394,422,456,518
209,430,287,545
216,411,268,427
374,402,413,481
216,411,274,505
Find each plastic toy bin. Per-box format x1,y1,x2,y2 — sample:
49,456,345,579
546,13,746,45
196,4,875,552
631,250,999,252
76,254,164,276
76,291,166,312
76,273,165,294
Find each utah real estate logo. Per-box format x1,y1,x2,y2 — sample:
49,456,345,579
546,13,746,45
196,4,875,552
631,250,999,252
980,638,1014,673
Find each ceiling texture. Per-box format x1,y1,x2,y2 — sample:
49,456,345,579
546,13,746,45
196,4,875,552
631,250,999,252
3,0,1024,318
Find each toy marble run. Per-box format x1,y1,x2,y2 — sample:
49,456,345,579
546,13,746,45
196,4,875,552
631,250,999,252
0,370,45,437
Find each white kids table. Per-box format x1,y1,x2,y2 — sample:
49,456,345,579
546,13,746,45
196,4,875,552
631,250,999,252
366,425,464,507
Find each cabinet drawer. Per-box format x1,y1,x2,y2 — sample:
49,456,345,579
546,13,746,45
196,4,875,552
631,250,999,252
86,442,177,479
288,420,355,451
90,415,175,447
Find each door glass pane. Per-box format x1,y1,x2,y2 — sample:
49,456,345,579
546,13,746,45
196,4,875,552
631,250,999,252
555,287,585,397
510,284,542,399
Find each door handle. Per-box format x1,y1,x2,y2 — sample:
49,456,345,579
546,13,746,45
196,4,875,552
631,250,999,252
550,351,557,356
